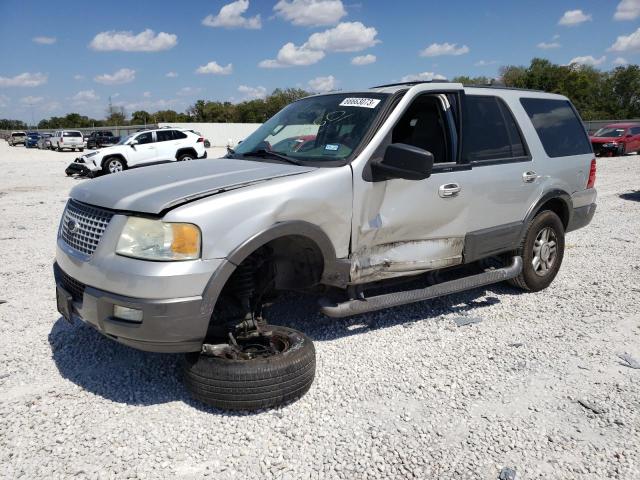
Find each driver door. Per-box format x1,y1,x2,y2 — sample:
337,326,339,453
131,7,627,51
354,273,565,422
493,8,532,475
127,131,156,167
350,90,471,283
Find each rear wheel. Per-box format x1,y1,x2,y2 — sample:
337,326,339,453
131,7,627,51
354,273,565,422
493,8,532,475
618,144,626,156
508,210,565,292
183,325,315,411
177,153,194,161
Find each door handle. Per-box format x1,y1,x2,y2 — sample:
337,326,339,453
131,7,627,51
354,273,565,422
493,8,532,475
438,183,461,198
522,171,538,183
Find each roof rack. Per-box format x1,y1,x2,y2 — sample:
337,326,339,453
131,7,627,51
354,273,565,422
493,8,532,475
371,80,451,89
465,84,545,93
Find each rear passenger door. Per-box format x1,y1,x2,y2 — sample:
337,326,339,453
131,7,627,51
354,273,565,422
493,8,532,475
461,94,539,255
155,129,180,161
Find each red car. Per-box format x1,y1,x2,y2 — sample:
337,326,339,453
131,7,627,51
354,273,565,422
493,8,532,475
590,123,640,157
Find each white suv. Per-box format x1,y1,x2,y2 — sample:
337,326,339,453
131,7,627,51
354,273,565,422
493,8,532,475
65,128,207,176
51,130,84,152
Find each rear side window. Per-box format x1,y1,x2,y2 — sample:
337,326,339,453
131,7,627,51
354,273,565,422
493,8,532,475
156,130,175,142
462,96,527,162
173,131,187,139
631,127,640,135
520,98,591,158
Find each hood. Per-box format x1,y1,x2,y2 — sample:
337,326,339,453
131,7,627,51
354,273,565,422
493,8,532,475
70,159,315,214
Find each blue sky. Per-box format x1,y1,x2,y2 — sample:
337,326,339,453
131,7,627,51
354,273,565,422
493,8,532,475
1,0,639,123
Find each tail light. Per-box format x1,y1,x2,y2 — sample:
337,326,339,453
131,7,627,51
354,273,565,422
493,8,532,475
60,137,63,143
586,158,596,189
197,137,204,143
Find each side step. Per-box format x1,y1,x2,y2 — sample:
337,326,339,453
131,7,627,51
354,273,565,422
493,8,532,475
319,256,523,318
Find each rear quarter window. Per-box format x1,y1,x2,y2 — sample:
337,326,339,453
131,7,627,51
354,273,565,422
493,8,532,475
520,98,591,158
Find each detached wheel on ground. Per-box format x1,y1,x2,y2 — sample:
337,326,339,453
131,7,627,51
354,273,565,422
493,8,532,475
102,157,126,174
508,210,565,292
183,325,315,411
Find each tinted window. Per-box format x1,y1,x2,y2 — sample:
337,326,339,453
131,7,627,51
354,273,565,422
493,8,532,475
136,132,153,144
63,131,82,137
520,98,591,158
156,130,174,142
630,127,640,135
173,130,187,139
462,96,527,162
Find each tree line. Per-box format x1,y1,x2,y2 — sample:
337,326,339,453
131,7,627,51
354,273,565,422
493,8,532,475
1,58,638,131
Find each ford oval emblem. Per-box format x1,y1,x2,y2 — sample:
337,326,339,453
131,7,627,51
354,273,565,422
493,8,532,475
67,219,79,234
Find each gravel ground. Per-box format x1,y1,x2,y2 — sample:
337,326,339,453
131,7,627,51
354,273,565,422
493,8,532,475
1,142,639,479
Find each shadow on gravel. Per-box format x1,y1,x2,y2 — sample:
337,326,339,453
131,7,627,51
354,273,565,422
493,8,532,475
48,281,517,411
619,190,640,202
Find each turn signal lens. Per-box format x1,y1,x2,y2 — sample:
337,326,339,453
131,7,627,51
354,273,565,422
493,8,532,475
171,224,200,256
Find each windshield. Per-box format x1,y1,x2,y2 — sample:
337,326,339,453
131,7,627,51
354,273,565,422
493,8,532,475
593,127,626,138
12,132,25,137
233,93,388,164
63,131,82,137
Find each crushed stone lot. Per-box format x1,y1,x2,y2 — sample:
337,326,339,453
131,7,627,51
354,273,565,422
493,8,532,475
1,142,640,479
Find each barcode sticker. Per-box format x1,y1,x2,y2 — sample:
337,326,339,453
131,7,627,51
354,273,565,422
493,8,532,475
338,98,381,108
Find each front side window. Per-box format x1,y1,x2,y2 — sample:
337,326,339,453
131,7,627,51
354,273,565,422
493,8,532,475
462,96,527,162
233,93,388,164
520,98,591,158
392,95,453,164
630,127,640,135
135,132,153,144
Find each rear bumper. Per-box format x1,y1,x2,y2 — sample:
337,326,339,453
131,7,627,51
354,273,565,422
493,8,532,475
54,262,211,353
566,203,596,233
199,151,208,159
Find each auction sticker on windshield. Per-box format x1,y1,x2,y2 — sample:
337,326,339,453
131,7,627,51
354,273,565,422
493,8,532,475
339,98,381,108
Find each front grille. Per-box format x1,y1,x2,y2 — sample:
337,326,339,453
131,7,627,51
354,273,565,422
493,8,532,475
60,200,114,256
55,264,86,303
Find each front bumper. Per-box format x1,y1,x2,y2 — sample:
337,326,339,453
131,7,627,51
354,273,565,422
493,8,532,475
54,262,210,352
591,142,621,156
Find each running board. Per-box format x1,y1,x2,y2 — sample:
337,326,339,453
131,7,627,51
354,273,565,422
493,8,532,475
319,256,523,318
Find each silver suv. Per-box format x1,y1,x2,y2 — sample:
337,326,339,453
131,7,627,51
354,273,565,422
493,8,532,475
54,82,597,410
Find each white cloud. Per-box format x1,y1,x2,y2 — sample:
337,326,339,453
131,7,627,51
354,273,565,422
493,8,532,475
195,61,233,75
274,0,346,26
117,98,181,112
89,29,177,52
177,87,203,97
608,27,640,52
73,74,85,81
166,71,178,78
0,72,48,87
307,22,379,52
72,90,100,102
308,75,337,92
568,55,606,66
558,10,592,26
143,91,151,98
474,60,498,67
202,0,261,29
32,36,56,45
238,85,267,100
259,21,378,68
614,0,640,20
20,96,44,105
537,41,561,49
613,57,629,65
351,54,376,66
259,43,325,68
400,72,447,82
94,68,136,85
420,42,469,57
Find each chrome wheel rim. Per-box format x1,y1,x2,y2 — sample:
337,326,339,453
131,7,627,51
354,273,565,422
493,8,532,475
108,160,123,173
532,226,557,276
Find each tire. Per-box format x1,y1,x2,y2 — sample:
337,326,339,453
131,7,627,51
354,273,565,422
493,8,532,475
183,325,316,411
102,157,126,174
177,152,195,161
508,210,565,292
57,146,62,152
79,148,84,152
618,144,626,156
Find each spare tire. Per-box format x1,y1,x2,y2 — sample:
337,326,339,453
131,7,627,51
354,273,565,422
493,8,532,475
183,325,315,411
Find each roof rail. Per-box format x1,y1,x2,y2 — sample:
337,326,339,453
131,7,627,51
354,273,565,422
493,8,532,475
465,84,545,93
371,80,451,89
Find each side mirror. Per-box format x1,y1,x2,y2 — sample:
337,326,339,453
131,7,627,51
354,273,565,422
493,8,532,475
372,143,434,181
129,139,139,147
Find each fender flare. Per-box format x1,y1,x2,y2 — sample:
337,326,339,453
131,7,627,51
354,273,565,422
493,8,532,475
176,147,198,160
199,221,348,318
520,189,573,236
101,154,127,169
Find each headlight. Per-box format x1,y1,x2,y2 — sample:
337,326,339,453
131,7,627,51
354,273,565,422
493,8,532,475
116,217,201,261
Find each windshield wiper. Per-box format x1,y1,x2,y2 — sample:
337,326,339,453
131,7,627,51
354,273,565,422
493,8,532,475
241,149,303,166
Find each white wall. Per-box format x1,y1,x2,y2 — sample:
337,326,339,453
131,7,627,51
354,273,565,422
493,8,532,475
159,123,261,147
